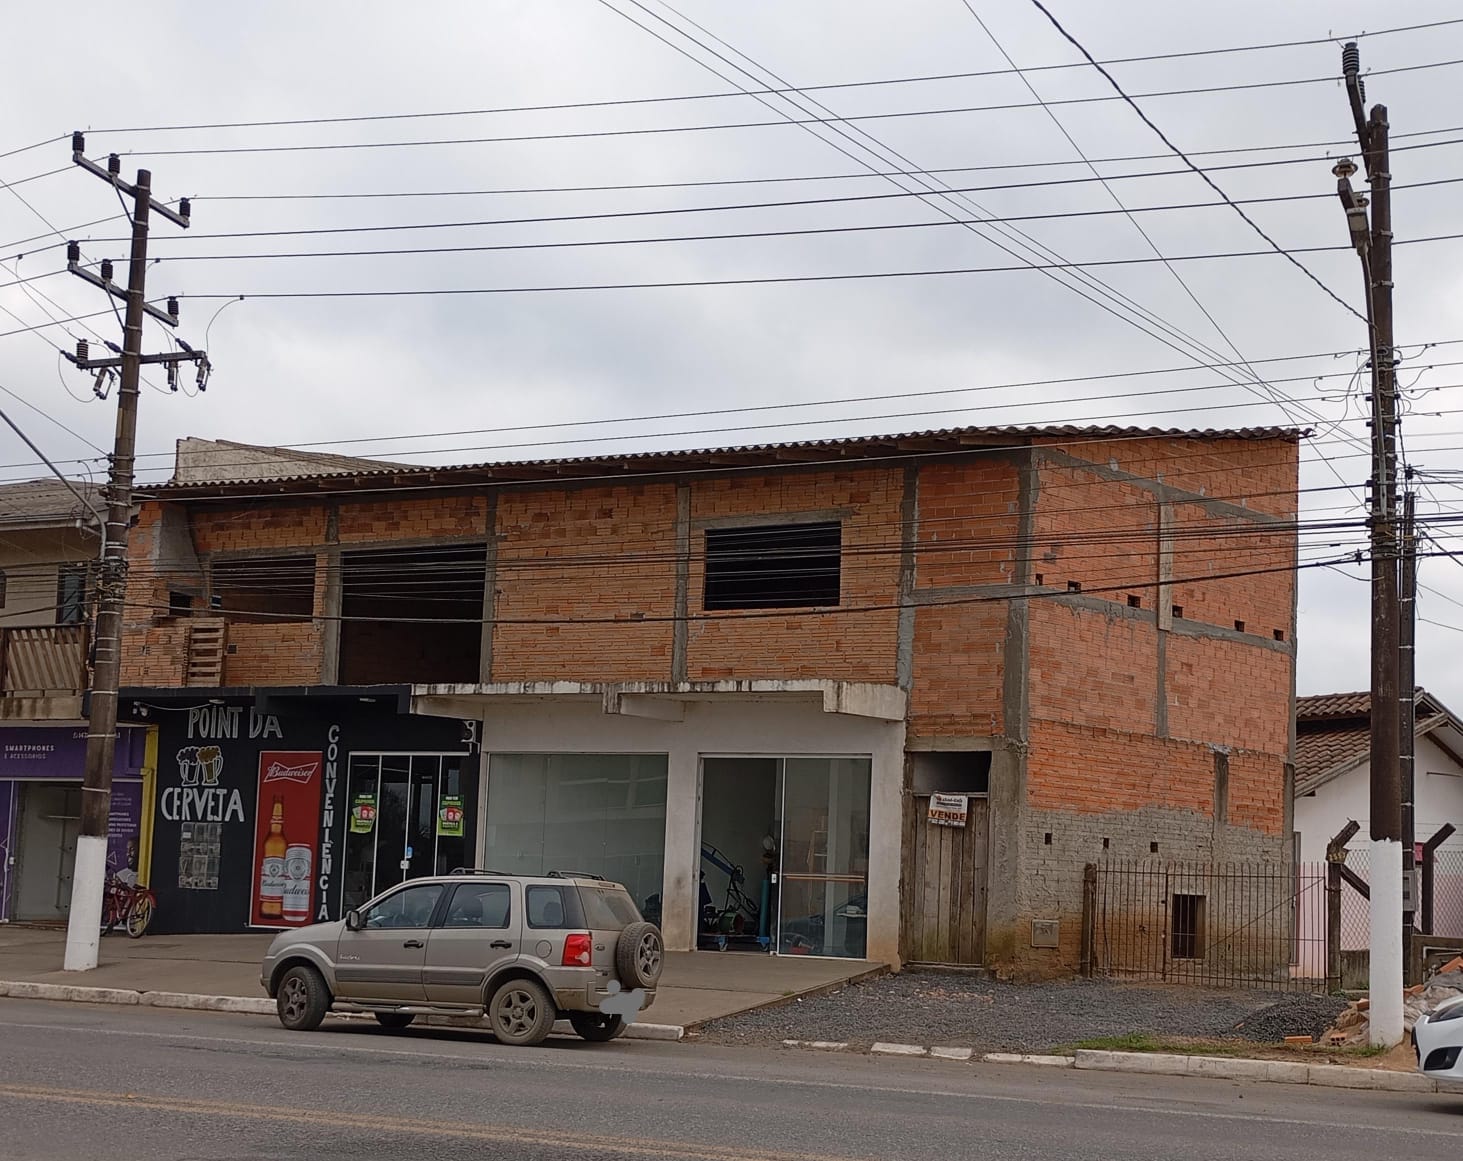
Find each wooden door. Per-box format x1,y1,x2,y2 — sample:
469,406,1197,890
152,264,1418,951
902,795,989,965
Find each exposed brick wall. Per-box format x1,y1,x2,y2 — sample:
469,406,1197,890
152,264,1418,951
908,599,1008,736
685,469,902,682
491,483,676,682
1027,719,1216,818
914,458,1021,589
1165,634,1291,756
1027,601,1159,737
221,621,323,686
337,494,488,543
189,504,328,554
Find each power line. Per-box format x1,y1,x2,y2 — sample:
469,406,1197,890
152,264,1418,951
102,59,1463,159
157,230,1463,300
178,127,1463,204
1026,0,1367,325
77,18,1463,137
133,179,1463,264
599,0,1371,467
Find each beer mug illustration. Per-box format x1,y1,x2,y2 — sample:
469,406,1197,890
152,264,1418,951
282,844,313,924
177,746,200,786
198,746,223,786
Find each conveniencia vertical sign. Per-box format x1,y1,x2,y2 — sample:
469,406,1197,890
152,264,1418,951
250,751,323,928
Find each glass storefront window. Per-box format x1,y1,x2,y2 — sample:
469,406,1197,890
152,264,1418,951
484,753,668,916
777,757,872,960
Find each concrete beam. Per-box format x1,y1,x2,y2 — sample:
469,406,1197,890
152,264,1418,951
602,692,685,721
821,682,907,721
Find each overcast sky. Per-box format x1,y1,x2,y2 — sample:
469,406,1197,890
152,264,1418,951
2,0,1462,708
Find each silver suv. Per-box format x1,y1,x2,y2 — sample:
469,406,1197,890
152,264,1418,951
260,870,664,1046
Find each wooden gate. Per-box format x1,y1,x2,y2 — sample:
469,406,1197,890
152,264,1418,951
902,795,989,965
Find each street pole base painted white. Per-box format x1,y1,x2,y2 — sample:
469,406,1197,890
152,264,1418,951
1368,837,1404,1047
62,835,108,972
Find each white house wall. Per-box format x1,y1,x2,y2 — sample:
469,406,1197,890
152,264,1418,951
1295,734,1463,864
473,697,906,966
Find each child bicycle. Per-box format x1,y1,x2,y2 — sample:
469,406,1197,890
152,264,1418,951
100,872,156,938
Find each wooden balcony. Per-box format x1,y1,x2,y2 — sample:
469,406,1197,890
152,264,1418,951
0,624,88,695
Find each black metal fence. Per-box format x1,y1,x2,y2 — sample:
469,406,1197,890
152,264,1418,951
1083,859,1329,991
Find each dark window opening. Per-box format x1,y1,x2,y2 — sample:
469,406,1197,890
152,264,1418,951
0,569,6,608
1233,619,1246,633
1171,604,1183,619
1127,594,1141,608
1034,572,1044,586
703,522,840,610
168,591,195,618
1066,580,1082,593
212,556,315,622
1274,628,1286,642
1171,893,1206,959
338,544,485,685
910,750,991,796
56,565,87,625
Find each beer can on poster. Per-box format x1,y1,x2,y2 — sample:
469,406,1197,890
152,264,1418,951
282,843,313,923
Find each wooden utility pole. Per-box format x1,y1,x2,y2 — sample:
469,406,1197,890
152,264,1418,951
61,137,207,972
1336,42,1403,1045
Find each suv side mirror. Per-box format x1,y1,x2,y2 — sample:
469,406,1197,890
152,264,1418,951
345,909,363,932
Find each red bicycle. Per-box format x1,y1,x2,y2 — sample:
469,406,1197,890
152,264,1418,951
101,874,156,938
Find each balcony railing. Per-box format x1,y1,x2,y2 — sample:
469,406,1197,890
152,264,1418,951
0,624,88,695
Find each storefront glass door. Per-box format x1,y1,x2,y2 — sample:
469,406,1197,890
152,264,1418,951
340,753,472,913
775,758,871,959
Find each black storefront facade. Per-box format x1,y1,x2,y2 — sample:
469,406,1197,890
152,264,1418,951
121,686,477,935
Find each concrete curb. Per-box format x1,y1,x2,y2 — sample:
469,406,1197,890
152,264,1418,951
0,981,685,1040
1072,1049,1439,1093
778,1039,1438,1092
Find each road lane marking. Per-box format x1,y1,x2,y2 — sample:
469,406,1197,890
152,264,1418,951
0,1082,862,1161
0,1013,1454,1140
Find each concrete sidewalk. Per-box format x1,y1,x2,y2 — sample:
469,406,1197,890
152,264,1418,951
0,925,882,1030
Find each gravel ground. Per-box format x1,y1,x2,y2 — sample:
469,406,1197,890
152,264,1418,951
694,973,1348,1053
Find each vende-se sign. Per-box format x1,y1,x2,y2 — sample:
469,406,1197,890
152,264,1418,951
927,793,969,828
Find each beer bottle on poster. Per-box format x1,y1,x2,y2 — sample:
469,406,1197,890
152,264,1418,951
260,796,287,918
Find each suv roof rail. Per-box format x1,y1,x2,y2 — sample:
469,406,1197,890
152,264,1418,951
449,867,513,876
545,869,607,881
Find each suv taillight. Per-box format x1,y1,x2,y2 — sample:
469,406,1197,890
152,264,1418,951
562,933,593,966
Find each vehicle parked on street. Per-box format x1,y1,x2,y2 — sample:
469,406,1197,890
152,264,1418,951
260,869,663,1046
1414,993,1463,1087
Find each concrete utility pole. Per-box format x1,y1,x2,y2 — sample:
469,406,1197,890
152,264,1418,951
1400,486,1417,937
1335,43,1403,1047
61,136,208,972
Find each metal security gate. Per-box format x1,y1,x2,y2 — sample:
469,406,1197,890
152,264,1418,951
901,794,989,965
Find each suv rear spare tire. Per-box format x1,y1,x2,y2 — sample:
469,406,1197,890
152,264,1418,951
615,921,664,988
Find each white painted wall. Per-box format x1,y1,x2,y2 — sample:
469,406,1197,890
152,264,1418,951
471,696,905,966
0,528,93,628
1295,733,1463,863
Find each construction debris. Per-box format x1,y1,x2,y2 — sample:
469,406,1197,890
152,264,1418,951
1323,957,1463,1046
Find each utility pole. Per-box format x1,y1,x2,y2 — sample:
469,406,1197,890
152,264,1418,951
1400,485,1417,943
61,136,209,972
1335,43,1403,1046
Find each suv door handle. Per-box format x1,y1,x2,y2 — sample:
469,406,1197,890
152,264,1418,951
403,939,425,949
489,940,512,949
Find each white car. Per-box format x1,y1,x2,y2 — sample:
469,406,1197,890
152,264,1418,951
1414,994,1463,1086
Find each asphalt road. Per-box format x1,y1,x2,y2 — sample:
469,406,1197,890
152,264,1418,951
0,999,1459,1160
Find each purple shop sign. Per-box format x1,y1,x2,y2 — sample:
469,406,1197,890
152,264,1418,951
0,725,145,780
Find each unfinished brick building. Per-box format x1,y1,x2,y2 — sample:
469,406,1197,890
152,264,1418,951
118,425,1299,976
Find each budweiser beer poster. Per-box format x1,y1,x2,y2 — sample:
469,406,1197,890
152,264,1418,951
250,751,324,927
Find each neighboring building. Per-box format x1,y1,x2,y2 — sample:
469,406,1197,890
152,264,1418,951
116,425,1300,975
1293,690,1463,946
0,479,149,925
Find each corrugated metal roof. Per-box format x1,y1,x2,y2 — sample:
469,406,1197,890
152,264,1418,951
154,422,1304,494
0,478,101,526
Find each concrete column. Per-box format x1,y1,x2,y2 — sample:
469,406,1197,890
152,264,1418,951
865,720,906,967
660,736,701,951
